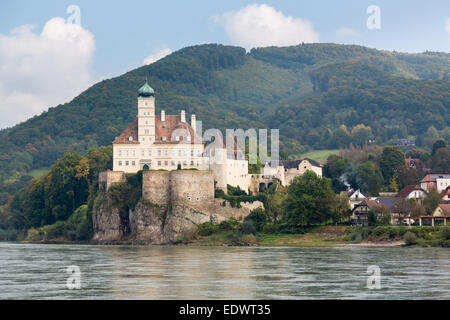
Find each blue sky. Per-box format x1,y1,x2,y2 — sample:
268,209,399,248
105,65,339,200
0,0,449,128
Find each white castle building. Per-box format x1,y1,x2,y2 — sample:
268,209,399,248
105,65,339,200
112,80,323,194
112,80,250,192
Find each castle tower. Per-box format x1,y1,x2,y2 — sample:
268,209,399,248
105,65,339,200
137,79,155,145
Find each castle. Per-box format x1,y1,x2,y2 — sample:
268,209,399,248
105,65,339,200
104,80,322,195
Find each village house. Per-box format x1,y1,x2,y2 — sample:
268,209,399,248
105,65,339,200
420,174,450,193
262,159,322,186
441,186,450,203
346,189,366,209
395,185,427,203
405,158,421,169
351,199,388,226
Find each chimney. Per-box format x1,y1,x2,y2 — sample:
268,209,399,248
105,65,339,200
181,110,186,123
191,114,196,133
161,110,165,122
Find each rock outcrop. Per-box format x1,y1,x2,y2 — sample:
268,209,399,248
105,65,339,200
92,192,263,244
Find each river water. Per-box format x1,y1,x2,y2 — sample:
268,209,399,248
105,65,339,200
0,242,449,299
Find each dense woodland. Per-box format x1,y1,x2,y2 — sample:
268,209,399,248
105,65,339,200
0,43,449,239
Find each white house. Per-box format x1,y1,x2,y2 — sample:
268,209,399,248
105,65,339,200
263,159,323,186
420,174,450,193
347,189,366,209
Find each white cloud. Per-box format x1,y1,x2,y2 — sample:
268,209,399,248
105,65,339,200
446,18,450,36
143,48,172,65
0,17,95,129
335,27,359,38
213,4,318,51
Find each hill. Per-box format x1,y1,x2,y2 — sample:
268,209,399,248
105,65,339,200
0,43,449,194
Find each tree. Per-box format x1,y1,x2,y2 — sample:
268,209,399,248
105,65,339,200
389,177,398,192
265,183,287,222
368,211,377,226
324,155,351,192
379,146,405,183
423,189,440,216
396,165,420,190
355,161,384,196
431,140,447,156
430,148,450,173
282,171,336,226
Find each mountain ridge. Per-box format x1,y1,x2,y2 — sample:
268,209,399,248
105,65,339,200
0,43,449,187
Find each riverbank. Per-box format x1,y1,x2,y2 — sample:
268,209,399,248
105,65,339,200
2,225,449,248
178,225,450,248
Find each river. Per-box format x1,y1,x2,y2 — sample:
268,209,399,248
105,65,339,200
0,243,449,299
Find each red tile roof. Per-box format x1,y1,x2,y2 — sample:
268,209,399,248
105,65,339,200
112,114,203,145
112,118,139,144
405,158,421,167
395,185,424,198
421,174,450,182
154,115,202,144
438,204,450,216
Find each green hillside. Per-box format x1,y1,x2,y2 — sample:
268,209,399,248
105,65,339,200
0,43,449,193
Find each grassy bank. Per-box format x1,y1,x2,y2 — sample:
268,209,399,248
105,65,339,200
177,223,450,247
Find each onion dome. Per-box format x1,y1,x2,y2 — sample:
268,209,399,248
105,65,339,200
138,79,154,97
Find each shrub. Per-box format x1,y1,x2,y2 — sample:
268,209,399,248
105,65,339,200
197,222,219,236
262,223,278,234
242,221,257,235
219,218,240,231
404,231,418,245
440,226,450,240
244,208,268,232
0,229,19,241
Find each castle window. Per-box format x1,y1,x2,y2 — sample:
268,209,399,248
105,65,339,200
171,161,175,166
190,161,194,165
132,149,136,156
157,161,161,166
148,149,152,156
190,150,194,156
164,161,168,166
164,149,168,156
178,150,181,157
125,161,129,166
145,129,149,134
158,149,161,156
118,150,122,156
197,150,201,156
183,161,187,166
171,150,175,157
125,150,129,156
141,149,144,156
118,161,122,166
132,161,135,166
183,150,187,156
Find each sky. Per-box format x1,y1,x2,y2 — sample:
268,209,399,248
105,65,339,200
0,0,449,129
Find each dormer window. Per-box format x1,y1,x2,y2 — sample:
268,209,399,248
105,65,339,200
162,136,166,142
129,136,133,142
175,136,180,142
187,136,191,142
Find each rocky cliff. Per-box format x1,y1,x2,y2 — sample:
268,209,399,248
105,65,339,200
92,192,262,244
